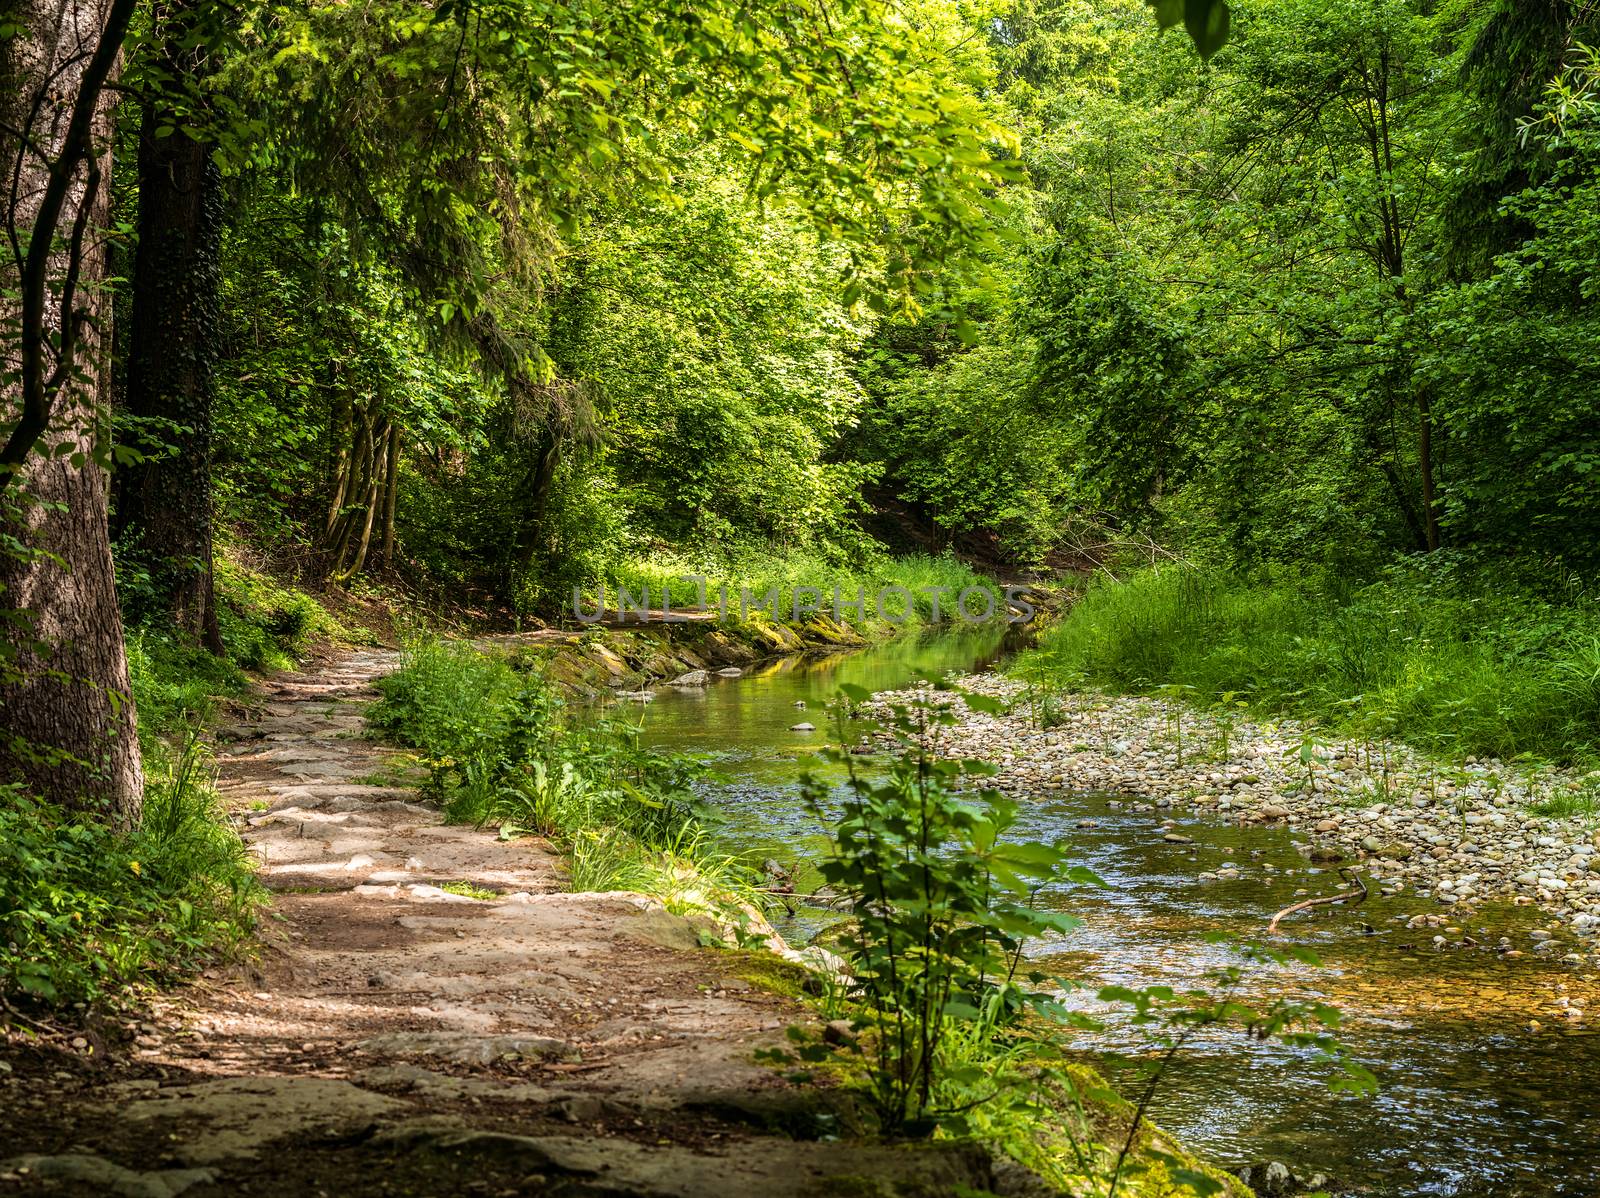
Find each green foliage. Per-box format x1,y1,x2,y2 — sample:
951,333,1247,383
0,742,262,1007
1031,560,1600,764
122,556,347,736
859,336,1073,562
1024,246,1202,523
125,632,246,754
599,549,1005,630
794,683,1099,1134
369,639,766,918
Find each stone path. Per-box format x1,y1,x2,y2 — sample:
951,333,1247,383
1,649,1029,1198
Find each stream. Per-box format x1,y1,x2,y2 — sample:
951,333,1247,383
630,628,1600,1197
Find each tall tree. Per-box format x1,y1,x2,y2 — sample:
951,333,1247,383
1448,0,1600,276
112,0,226,650
1,0,143,825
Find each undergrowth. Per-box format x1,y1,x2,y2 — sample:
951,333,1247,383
369,638,770,922
1030,557,1600,766
594,549,1006,631
0,737,262,1008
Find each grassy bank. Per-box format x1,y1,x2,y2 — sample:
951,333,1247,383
595,549,1009,632
2,558,362,1013
368,639,770,925
1026,559,1600,765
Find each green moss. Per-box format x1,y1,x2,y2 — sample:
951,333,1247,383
439,880,500,900
723,950,814,999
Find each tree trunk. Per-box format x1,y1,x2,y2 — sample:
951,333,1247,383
338,420,385,583
113,64,225,652
504,437,562,602
1417,383,1441,551
1,0,143,826
380,424,400,569
323,386,352,538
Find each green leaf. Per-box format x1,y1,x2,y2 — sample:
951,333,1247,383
1183,0,1231,60
1148,0,1184,30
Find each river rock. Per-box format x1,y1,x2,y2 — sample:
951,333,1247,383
669,670,709,687
1163,832,1193,844
869,669,1600,937
1236,1159,1295,1196
716,667,743,677
789,722,815,732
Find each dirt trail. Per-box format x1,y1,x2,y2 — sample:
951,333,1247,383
2,649,1029,1198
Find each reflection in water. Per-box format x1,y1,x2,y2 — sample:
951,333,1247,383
629,630,1600,1197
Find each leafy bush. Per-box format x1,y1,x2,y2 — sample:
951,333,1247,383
794,684,1096,1135
0,739,262,1007
125,631,248,754
213,557,348,671
369,639,762,916
1032,560,1600,764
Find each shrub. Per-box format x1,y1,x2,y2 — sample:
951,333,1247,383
0,737,262,1008
793,684,1094,1135
369,639,762,917
1031,560,1600,764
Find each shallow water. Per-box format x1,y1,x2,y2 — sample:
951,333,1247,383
631,630,1600,1197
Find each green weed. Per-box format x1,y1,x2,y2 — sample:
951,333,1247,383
0,734,262,1009
1028,562,1600,766
370,639,766,923
439,880,500,900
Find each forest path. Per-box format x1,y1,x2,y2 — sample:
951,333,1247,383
3,648,1019,1198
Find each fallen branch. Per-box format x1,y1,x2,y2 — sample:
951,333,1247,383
1268,868,1369,934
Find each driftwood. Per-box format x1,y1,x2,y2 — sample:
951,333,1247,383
1268,868,1369,934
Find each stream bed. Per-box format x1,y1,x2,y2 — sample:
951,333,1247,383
629,628,1600,1197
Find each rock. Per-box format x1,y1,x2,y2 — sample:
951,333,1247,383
1308,846,1345,864
358,1032,580,1066
716,667,744,677
113,1077,408,1165
789,722,816,732
1162,832,1193,844
1236,1159,1295,1196
0,1155,216,1198
822,1019,860,1047
369,1125,598,1175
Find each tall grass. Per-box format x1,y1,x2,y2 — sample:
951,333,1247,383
0,735,262,1007
1029,560,1600,764
595,549,1004,631
369,639,769,916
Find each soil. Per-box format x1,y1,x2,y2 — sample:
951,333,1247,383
0,649,1040,1198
